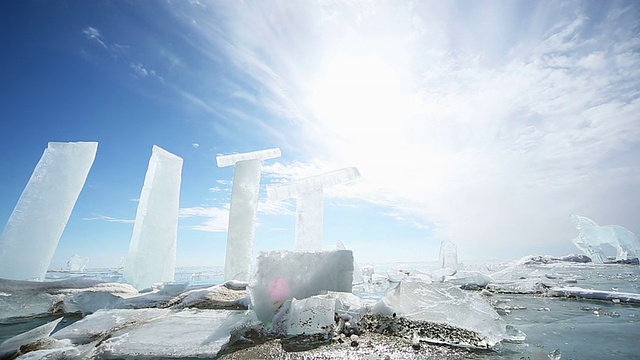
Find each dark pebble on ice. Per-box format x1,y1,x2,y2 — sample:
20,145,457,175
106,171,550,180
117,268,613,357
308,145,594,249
412,343,421,350
350,341,359,347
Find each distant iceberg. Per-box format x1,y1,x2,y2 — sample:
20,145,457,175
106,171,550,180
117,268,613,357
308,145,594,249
571,215,640,263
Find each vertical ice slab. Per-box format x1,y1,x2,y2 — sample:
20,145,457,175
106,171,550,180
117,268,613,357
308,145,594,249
439,240,459,270
0,142,98,281
217,148,281,282
124,146,183,290
266,167,360,251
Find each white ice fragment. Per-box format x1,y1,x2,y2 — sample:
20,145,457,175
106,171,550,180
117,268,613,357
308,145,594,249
216,148,281,168
287,295,336,335
249,250,354,324
372,280,508,348
0,142,98,281
0,317,63,358
124,146,183,291
217,148,281,282
571,215,640,263
68,254,89,272
266,167,360,251
439,240,459,270
546,286,640,304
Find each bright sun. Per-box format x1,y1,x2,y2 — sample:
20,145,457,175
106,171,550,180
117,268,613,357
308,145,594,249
310,53,410,146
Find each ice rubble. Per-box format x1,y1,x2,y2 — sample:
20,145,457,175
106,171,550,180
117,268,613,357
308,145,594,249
267,167,360,251
250,250,354,324
571,215,640,263
369,280,509,348
0,142,98,281
0,317,63,358
124,145,183,291
217,148,281,282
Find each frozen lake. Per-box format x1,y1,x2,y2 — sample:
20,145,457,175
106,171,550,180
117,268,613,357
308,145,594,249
1,260,639,359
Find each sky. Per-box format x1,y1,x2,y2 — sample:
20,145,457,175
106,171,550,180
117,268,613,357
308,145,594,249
0,0,639,269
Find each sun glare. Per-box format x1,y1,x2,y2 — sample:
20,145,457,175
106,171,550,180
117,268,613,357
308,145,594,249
310,54,410,146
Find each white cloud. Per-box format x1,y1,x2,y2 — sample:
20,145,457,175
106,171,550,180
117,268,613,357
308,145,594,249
179,206,229,232
82,215,134,224
82,26,107,48
165,1,640,257
192,143,200,148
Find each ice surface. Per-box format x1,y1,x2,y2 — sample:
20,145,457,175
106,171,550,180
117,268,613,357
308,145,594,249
224,159,262,281
287,295,336,335
571,215,640,263
0,317,62,358
216,148,281,168
124,146,183,291
266,167,360,251
371,280,508,348
439,240,459,270
68,254,89,272
250,250,354,324
0,142,98,281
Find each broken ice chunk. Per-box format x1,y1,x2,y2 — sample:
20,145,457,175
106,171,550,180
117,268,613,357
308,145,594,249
287,295,336,335
438,240,459,270
571,215,640,263
370,280,510,348
250,250,354,324
216,148,281,168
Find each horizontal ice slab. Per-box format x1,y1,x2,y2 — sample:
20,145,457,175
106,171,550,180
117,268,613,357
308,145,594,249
216,148,281,168
266,167,360,201
0,142,98,281
250,250,354,324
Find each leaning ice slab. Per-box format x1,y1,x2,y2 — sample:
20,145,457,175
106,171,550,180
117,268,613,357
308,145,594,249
250,250,354,324
124,146,183,290
266,167,360,251
217,148,281,282
0,142,98,281
216,148,281,168
571,215,640,263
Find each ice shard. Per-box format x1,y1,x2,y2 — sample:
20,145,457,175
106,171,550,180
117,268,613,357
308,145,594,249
439,240,459,270
0,142,98,281
267,167,360,251
217,148,281,282
123,146,183,290
68,254,89,272
571,215,640,263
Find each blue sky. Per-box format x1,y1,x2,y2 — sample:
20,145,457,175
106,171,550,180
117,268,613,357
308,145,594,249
0,0,638,269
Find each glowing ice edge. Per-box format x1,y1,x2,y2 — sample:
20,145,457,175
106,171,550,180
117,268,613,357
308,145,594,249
266,167,360,201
